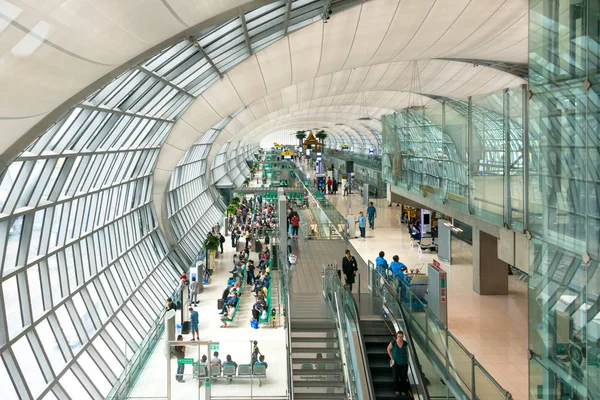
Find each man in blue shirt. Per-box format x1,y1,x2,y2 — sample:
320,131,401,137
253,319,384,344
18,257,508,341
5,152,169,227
375,251,388,275
188,307,199,341
366,202,377,229
390,255,407,282
358,211,366,240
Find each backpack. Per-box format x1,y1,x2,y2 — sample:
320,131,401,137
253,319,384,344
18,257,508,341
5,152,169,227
264,235,270,245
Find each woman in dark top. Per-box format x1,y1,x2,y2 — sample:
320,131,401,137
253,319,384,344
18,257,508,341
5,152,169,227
387,331,409,396
341,249,358,291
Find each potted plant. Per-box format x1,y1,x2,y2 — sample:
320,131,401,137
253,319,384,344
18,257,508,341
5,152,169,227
243,178,250,187
226,204,237,216
204,234,220,267
295,130,307,147
316,130,328,149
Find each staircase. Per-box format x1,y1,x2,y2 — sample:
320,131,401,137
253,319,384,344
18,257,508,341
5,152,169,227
361,320,413,400
290,320,347,399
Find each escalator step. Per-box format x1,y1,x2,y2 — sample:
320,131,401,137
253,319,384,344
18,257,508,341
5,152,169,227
293,369,344,376
293,393,347,400
291,337,338,343
292,346,340,353
293,381,346,388
293,358,342,364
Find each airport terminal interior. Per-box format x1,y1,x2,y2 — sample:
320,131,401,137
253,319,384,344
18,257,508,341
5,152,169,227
0,0,598,399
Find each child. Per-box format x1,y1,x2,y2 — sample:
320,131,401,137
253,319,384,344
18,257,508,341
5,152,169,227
271,307,277,328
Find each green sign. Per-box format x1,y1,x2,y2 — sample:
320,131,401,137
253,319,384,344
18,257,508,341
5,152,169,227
205,378,210,388
177,358,194,365
210,344,219,351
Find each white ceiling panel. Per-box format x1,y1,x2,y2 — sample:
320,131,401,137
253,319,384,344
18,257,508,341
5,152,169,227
264,91,283,112
342,0,398,69
180,95,222,133
317,5,362,75
289,22,322,83
280,85,298,108
201,76,244,117
249,98,270,119
312,74,333,99
397,0,472,60
255,37,292,91
328,69,352,96
369,0,436,64
296,79,315,103
227,56,268,104
343,67,370,93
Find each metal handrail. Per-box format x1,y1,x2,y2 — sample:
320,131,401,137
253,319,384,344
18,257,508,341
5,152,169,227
375,269,512,400
322,266,373,400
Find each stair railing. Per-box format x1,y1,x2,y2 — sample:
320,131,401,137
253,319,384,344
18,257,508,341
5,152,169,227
322,265,374,400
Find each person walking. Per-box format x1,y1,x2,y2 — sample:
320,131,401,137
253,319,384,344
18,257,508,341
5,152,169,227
387,331,409,396
189,277,200,306
342,249,358,291
291,213,300,238
358,211,366,240
175,335,186,382
188,307,199,341
367,202,377,229
219,233,225,254
247,259,256,285
332,178,338,194
326,177,333,194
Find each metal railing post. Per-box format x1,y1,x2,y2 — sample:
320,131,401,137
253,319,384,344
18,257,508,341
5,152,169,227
471,355,476,400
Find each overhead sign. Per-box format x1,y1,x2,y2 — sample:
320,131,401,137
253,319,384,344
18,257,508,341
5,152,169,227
210,343,219,351
369,148,374,155
177,358,194,364
341,144,349,149
281,151,294,156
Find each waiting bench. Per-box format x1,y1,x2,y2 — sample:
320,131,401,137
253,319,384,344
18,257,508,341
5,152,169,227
221,265,247,326
197,363,267,386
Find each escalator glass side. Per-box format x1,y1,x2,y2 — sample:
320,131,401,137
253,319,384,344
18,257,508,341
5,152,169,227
373,269,510,400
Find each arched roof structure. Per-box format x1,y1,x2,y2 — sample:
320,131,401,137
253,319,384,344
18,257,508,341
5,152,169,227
0,0,529,398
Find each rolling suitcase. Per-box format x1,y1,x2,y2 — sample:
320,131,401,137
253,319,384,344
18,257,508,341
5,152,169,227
181,320,191,334
217,298,225,310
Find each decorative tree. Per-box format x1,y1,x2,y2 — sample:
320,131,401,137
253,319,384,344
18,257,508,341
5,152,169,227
295,130,307,147
316,130,328,149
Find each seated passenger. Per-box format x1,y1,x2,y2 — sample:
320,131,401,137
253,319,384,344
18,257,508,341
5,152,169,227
211,351,222,365
223,354,238,368
254,355,268,369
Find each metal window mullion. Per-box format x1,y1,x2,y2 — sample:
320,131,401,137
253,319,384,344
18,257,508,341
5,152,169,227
2,160,35,214
86,345,118,383
1,197,152,282
138,66,193,97
16,211,35,267
72,241,84,288
188,37,223,78
70,362,104,400
103,318,137,356
28,158,59,207
79,288,101,330
38,260,53,313
2,348,33,400
26,330,55,382
56,250,70,301
78,103,173,123
64,301,89,346
46,313,74,362
16,270,33,328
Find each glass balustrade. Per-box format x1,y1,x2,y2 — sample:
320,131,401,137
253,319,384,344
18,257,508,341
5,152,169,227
370,266,512,400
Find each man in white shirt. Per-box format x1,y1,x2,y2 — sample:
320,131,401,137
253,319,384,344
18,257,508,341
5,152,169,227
189,277,200,306
211,351,222,365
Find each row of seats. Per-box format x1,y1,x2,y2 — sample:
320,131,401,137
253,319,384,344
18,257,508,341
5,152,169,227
221,265,247,325
194,363,267,385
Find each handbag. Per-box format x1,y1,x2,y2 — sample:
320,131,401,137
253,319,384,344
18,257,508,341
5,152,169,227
250,320,259,329
260,310,268,320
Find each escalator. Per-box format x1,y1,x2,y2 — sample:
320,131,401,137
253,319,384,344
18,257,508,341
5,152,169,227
360,316,428,400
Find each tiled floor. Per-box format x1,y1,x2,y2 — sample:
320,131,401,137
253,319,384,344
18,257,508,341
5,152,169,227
129,231,289,399
325,183,529,400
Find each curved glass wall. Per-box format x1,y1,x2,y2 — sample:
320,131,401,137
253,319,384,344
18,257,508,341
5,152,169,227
527,1,600,399
381,85,528,230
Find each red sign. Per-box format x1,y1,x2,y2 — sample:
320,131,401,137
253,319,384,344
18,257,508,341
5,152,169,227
441,288,446,294
433,259,440,268
440,297,446,302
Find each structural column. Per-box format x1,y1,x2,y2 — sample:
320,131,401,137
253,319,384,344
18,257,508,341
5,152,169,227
472,228,508,295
